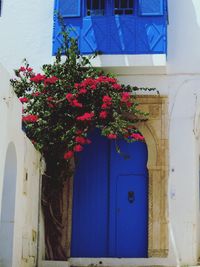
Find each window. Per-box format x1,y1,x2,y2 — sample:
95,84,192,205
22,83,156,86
54,0,167,55
114,0,134,15
87,0,105,16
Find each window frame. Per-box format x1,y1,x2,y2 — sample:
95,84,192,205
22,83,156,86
86,0,106,16
114,0,135,16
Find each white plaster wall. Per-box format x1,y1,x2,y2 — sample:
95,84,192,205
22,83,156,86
0,64,41,267
0,0,54,72
0,0,200,267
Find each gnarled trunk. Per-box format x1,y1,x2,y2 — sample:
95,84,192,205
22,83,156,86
42,157,74,260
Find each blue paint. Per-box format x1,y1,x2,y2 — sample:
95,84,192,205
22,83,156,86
71,131,110,257
109,140,148,257
139,0,164,16
53,0,168,55
71,131,148,257
59,0,81,17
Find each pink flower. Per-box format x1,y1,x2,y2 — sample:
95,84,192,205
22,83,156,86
19,97,29,103
19,66,26,72
66,93,74,102
75,136,86,144
81,78,97,88
131,133,144,141
22,114,38,123
79,88,87,94
107,133,117,139
76,112,94,121
30,74,46,83
76,130,83,135
90,85,96,90
101,103,110,109
64,151,74,160
32,92,41,97
97,76,116,84
126,101,132,108
121,92,131,102
44,76,58,85
74,144,83,152
71,99,83,108
74,83,79,89
102,95,112,109
103,95,112,103
26,67,33,72
47,96,53,101
47,97,56,108
99,111,108,119
112,84,122,90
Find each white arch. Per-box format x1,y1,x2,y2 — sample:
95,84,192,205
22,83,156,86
0,142,17,267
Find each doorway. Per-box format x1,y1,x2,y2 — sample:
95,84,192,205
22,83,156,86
71,130,148,258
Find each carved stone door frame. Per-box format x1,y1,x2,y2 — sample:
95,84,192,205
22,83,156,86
136,95,169,258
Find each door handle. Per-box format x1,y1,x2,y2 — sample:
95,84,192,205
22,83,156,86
128,191,134,203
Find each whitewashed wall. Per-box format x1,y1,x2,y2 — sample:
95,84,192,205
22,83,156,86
0,64,41,267
0,0,200,267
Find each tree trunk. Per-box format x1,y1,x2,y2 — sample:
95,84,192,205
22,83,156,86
42,158,74,260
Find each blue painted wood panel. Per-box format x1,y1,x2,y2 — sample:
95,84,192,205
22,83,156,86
136,17,166,53
53,0,167,55
139,0,164,16
109,139,148,257
116,174,148,257
59,0,81,17
71,131,109,257
81,17,109,53
71,132,148,257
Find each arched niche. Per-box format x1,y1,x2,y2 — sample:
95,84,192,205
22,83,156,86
0,142,17,267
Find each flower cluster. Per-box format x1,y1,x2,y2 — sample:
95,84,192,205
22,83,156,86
12,68,148,161
22,114,38,123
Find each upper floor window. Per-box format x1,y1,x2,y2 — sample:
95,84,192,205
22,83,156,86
87,0,105,16
54,0,167,55
114,0,134,15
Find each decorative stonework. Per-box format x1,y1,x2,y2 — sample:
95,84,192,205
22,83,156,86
136,95,169,258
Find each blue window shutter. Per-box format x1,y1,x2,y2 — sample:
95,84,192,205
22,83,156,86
139,0,164,16
59,0,81,17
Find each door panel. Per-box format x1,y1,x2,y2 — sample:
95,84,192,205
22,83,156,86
109,139,148,257
116,174,148,257
71,133,148,258
71,131,109,257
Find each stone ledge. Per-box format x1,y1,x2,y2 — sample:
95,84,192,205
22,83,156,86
88,54,167,75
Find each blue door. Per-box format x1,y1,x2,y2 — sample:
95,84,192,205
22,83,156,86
71,131,148,257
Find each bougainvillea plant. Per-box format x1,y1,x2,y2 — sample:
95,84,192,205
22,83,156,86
12,64,148,157
10,27,156,260
11,45,154,174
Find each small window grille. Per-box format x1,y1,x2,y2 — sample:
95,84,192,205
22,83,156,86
87,0,105,16
114,0,134,15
